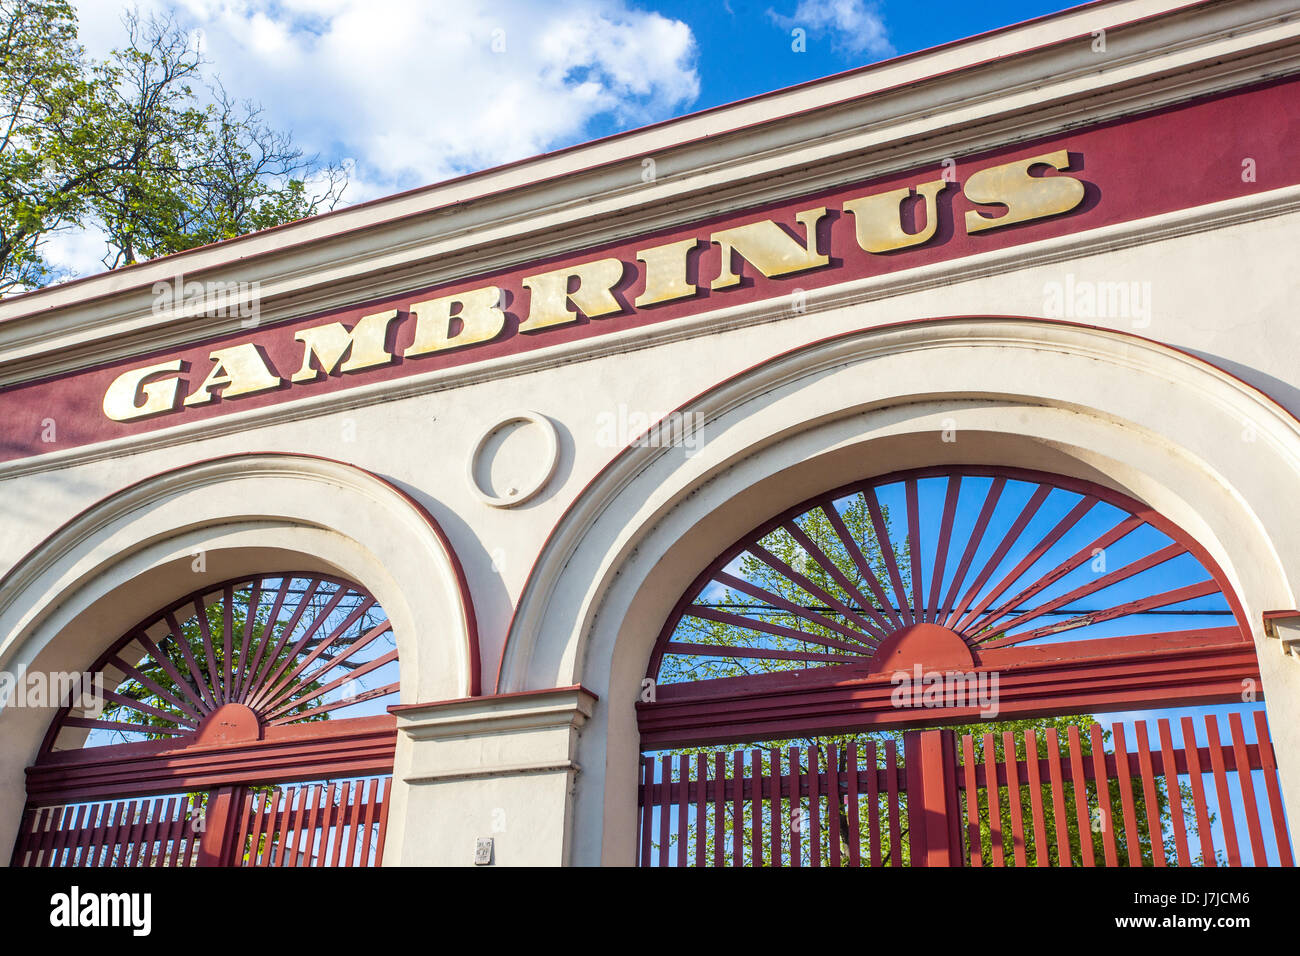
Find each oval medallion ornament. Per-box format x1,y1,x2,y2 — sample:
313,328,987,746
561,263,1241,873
467,410,559,508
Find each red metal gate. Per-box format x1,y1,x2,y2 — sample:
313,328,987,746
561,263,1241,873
13,775,393,867
638,711,1292,867
11,572,400,867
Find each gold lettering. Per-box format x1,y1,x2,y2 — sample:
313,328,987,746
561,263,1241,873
406,286,505,356
102,360,185,422
964,150,1085,233
710,207,829,290
183,343,281,406
843,180,948,253
519,258,625,332
291,309,402,383
634,239,699,307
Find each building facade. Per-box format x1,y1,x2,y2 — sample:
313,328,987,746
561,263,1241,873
2,0,1300,866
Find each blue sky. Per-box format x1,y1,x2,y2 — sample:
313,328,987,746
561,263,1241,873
640,0,1079,119
54,0,1079,276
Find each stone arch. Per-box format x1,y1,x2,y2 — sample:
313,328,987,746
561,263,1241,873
495,317,1300,865
0,452,479,858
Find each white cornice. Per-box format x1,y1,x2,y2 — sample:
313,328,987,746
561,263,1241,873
1,0,1298,383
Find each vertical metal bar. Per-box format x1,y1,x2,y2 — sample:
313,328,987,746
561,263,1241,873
375,779,393,867
866,740,881,867
808,746,821,867
1181,716,1216,866
695,753,708,868
244,791,267,866
963,734,982,867
319,783,339,868
750,748,763,867
330,782,350,868
1254,710,1294,866
768,748,782,868
846,742,861,867
229,790,254,867
904,731,927,866
1157,719,1190,867
1066,726,1094,866
677,754,690,868
788,746,802,868
1134,721,1166,866
1045,729,1071,867
41,806,63,867
826,742,841,867
732,750,743,867
638,756,652,867
983,733,1003,867
304,783,326,867
1228,713,1267,866
1111,724,1144,867
1090,724,1119,867
1023,730,1049,866
713,752,725,868
885,740,901,866
1003,731,1027,867
262,786,286,867
1204,715,1242,866
658,755,671,868
359,779,381,867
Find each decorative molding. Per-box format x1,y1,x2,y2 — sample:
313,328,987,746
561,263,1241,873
393,685,597,740
466,411,560,508
394,686,598,784
2,183,1299,481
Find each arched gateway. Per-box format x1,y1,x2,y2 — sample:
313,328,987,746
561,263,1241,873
13,572,399,867
489,318,1300,867
635,466,1291,867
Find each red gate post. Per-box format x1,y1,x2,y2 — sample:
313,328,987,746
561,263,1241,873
196,785,245,866
904,729,964,867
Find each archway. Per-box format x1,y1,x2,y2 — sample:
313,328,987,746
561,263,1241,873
494,318,1300,865
635,465,1290,866
0,453,479,864
13,571,399,866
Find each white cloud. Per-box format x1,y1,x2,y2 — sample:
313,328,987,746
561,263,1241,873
769,0,894,58
70,0,701,205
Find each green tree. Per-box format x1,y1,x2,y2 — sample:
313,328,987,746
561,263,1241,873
0,0,345,293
